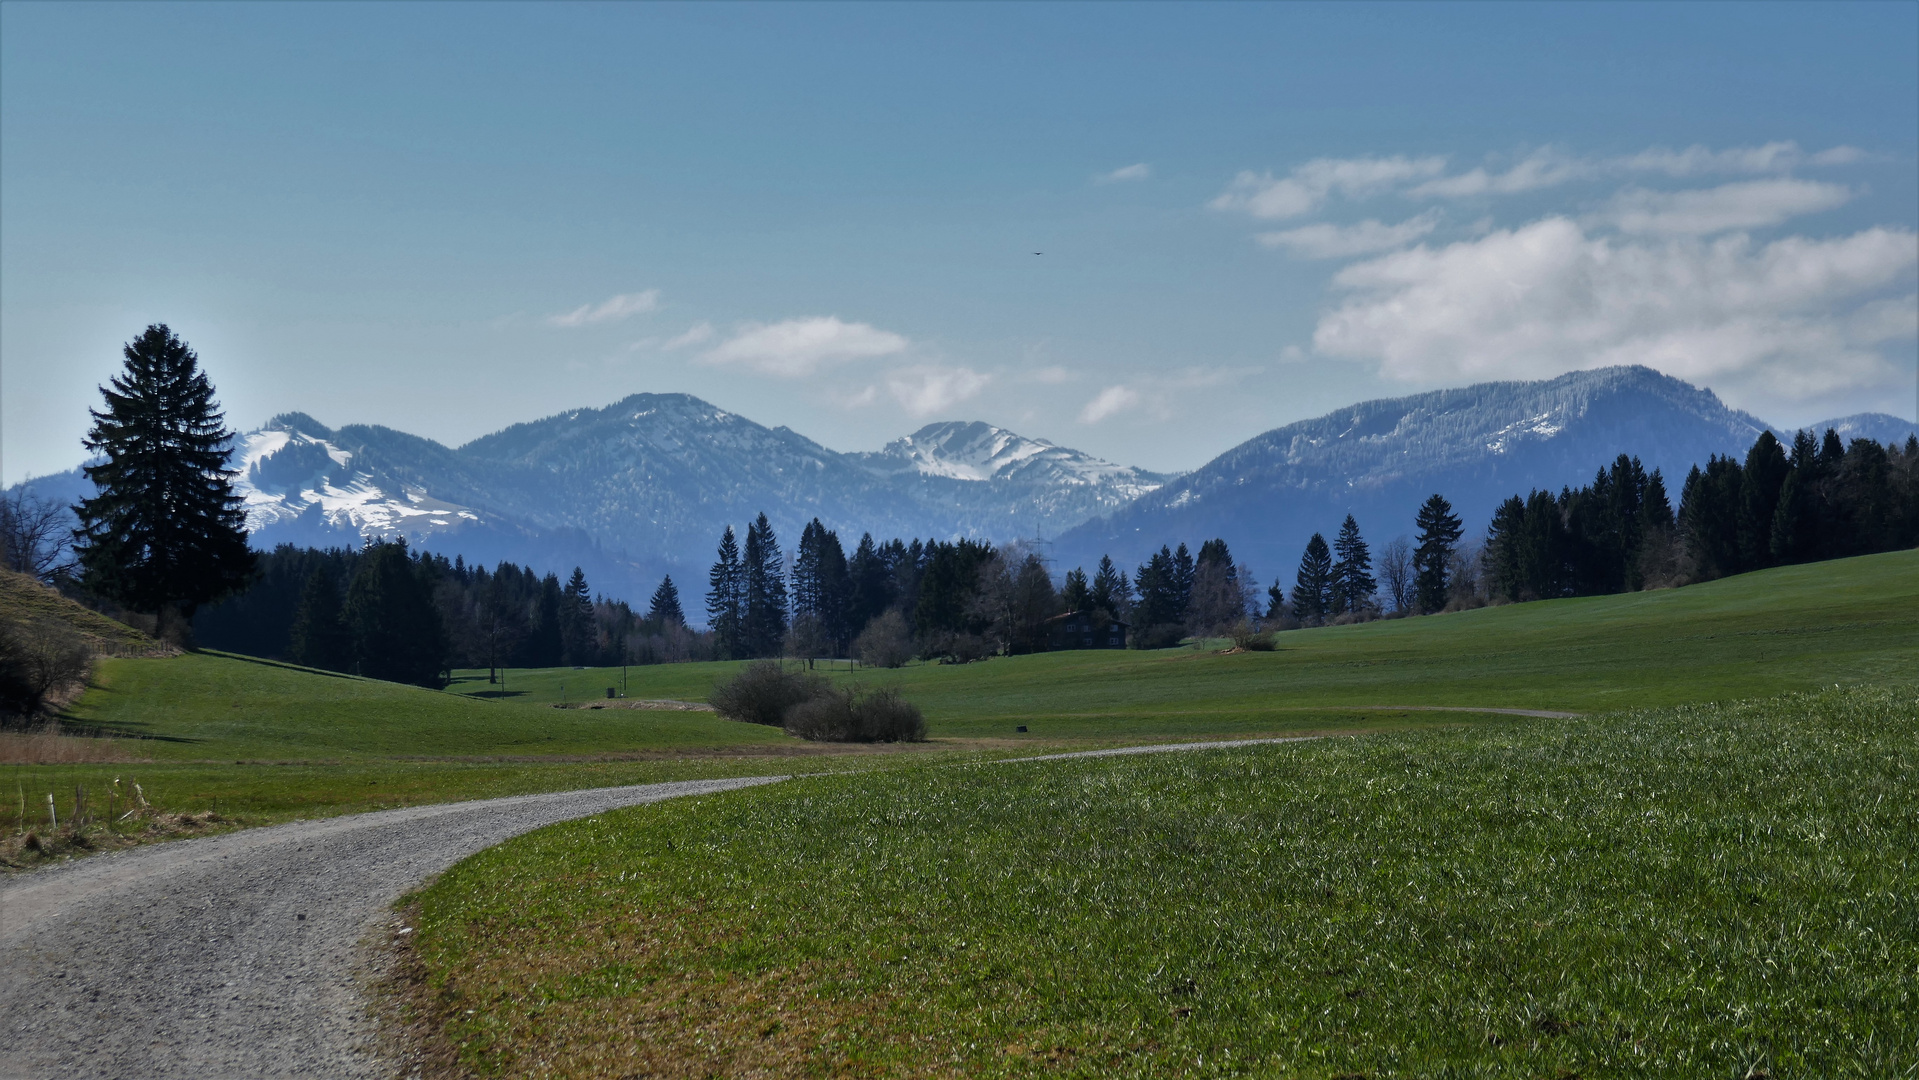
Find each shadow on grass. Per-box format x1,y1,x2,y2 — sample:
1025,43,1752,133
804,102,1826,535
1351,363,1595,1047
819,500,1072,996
195,650,364,681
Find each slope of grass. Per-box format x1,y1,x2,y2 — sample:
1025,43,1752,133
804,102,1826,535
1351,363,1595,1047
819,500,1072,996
407,685,1919,1078
59,651,790,761
454,549,1919,740
0,568,161,652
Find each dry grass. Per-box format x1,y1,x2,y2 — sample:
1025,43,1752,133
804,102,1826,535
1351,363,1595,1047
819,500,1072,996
0,569,171,655
1,808,228,869
0,725,142,764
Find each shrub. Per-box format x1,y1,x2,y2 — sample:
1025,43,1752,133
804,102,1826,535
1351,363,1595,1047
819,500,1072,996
0,617,91,723
1129,622,1186,650
1227,618,1275,651
852,610,915,669
708,661,825,727
783,685,926,743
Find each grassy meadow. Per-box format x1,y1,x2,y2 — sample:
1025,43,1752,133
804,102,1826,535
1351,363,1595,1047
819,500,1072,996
8,549,1916,856
455,548,1919,738
407,685,1918,1078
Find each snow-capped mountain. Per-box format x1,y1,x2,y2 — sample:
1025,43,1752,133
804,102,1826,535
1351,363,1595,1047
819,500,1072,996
11,371,1909,604
859,420,1170,494
234,418,483,542
17,396,1171,599
1052,366,1802,582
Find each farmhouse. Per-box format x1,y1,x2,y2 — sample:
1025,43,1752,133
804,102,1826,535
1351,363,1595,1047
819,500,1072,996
1041,611,1128,651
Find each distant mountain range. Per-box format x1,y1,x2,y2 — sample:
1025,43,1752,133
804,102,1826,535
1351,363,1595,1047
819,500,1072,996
11,368,1912,604
11,396,1170,599
1052,366,1916,583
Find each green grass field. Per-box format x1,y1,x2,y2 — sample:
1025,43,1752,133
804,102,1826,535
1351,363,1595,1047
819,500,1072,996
8,550,1915,855
407,685,1919,1078
454,548,1919,739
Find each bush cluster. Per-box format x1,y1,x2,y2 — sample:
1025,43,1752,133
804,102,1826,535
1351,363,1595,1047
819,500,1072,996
709,660,925,742
783,686,926,743
0,617,91,724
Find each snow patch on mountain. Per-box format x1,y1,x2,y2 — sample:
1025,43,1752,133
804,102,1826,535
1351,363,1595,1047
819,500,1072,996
231,418,482,544
858,420,1172,500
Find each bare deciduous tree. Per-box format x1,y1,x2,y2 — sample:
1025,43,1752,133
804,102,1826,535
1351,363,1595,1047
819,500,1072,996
1378,535,1412,614
0,491,75,582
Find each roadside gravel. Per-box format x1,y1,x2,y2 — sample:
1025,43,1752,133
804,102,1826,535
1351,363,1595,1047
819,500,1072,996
0,777,784,1080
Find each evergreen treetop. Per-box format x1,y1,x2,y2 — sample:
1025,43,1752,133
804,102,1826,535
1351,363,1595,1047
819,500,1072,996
74,324,256,624
647,575,686,628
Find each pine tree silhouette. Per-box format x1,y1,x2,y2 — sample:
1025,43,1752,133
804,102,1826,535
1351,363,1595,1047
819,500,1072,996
74,324,255,632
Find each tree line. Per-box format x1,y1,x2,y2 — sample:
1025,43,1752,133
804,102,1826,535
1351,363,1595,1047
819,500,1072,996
1484,430,1919,603
195,544,700,687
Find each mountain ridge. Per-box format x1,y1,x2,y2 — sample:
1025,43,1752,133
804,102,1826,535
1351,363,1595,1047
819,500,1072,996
10,371,1912,604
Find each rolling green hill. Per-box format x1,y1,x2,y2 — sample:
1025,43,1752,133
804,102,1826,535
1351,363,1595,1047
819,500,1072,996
455,548,1919,739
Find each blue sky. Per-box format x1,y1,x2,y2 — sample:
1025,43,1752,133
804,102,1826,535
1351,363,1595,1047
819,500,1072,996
4,1,1915,484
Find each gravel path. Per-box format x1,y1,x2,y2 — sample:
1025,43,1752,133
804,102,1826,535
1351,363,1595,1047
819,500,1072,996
0,777,784,1080
0,719,1561,1079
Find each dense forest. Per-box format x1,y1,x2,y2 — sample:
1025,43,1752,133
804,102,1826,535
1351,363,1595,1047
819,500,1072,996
172,430,1919,683
1484,431,1919,603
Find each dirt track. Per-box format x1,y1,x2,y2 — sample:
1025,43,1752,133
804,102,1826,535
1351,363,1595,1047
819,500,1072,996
0,778,783,1079
0,725,1557,1078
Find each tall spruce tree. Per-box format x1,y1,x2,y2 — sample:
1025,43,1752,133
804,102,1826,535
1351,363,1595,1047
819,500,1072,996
1291,533,1334,623
741,513,788,658
1061,567,1091,613
646,575,685,629
560,566,594,665
73,324,255,631
1090,555,1126,618
343,540,447,687
1330,515,1376,615
1412,494,1463,614
706,526,743,658
287,566,352,671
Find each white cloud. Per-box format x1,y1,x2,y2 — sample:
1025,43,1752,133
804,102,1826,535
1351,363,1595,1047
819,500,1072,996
1614,140,1864,177
1097,163,1152,184
885,366,989,416
1079,385,1142,424
1312,217,1918,399
1210,156,1446,220
703,316,909,377
1257,213,1440,258
1409,148,1588,199
1603,178,1851,236
663,321,714,349
547,289,661,327
1808,145,1867,167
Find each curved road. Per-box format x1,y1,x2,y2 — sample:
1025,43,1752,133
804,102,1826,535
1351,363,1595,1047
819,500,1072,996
0,727,1527,1078
0,778,784,1079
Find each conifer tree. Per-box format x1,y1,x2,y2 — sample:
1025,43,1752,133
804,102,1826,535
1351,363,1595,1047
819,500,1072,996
741,513,788,658
1171,543,1196,624
1738,431,1790,571
287,566,351,671
1412,494,1462,614
1061,567,1091,612
646,575,685,629
1330,515,1376,615
1291,533,1333,623
1265,578,1287,620
1090,555,1126,617
706,526,743,658
73,324,256,631
528,573,564,667
560,566,594,665
343,540,447,687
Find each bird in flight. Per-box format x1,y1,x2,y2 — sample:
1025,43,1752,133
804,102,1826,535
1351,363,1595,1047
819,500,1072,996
1033,252,1043,255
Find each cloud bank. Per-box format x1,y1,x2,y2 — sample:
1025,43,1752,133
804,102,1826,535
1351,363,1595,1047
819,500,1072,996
704,316,909,376
548,290,661,327
1312,218,1918,398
